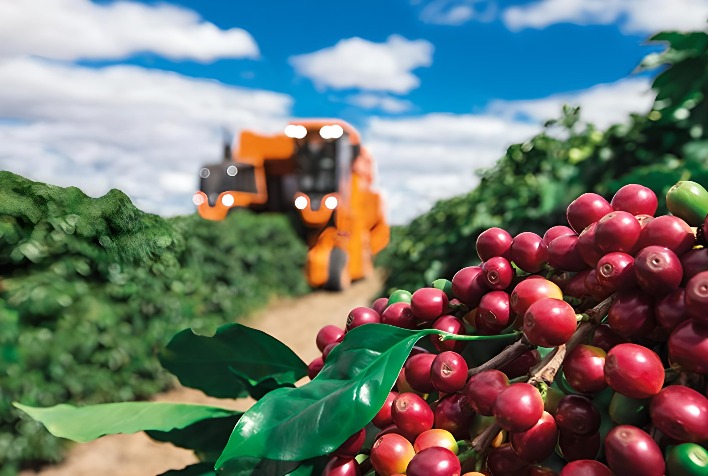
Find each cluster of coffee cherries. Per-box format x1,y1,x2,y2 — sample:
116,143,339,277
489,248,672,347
311,183,708,476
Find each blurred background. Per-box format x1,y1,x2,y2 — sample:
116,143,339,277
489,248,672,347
2,1,708,475
2,0,705,223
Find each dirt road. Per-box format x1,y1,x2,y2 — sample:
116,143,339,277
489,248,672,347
20,274,383,476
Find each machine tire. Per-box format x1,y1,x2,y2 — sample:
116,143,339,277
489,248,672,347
325,248,350,291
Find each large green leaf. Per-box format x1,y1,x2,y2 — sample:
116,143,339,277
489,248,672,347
147,413,242,461
158,463,217,476
160,323,308,399
13,402,238,443
216,324,509,468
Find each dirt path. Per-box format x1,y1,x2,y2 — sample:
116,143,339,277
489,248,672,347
20,274,383,476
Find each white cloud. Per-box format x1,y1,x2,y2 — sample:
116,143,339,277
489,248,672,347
0,0,259,62
367,77,656,224
417,0,496,25
488,77,654,129
0,57,291,216
503,0,708,34
289,35,434,93
347,93,414,113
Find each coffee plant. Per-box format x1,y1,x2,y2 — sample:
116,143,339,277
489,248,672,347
18,180,708,475
0,172,309,474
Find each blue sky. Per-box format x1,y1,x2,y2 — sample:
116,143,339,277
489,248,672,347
1,0,707,223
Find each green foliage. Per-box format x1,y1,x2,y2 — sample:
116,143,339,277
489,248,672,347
160,323,307,400
380,30,708,293
0,172,309,474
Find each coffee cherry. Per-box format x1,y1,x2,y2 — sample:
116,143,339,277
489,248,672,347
372,391,398,428
493,383,544,432
322,342,339,360
510,278,563,316
381,302,416,329
482,256,514,290
407,446,461,476
391,393,434,439
595,211,642,254
404,353,436,393
543,225,576,246
464,370,509,416
559,460,613,476
584,269,614,301
452,266,488,308
430,315,467,352
511,232,549,273
509,411,557,463
323,456,361,476
370,434,415,476
433,393,473,440
666,443,708,476
316,325,344,352
548,234,587,272
596,252,635,292
685,271,708,325
477,227,513,261
371,297,389,315
307,356,324,379
413,428,458,454
591,324,628,352
650,385,708,443
606,290,655,338
388,289,412,306
346,307,380,331
430,351,468,393
334,428,366,457
611,184,658,216
604,425,665,476
476,291,511,335
638,215,694,255
567,193,613,233
669,319,708,373
523,298,577,347
486,443,531,476
681,247,708,284
654,287,688,332
563,344,607,394
555,395,601,436
634,246,683,295
604,343,664,399
411,287,448,322
578,222,604,267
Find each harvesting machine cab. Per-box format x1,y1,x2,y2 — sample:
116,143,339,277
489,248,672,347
193,119,389,290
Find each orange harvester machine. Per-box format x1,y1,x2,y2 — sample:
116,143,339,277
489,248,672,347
193,119,390,290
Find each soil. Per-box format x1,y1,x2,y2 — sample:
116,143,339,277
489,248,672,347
19,274,383,476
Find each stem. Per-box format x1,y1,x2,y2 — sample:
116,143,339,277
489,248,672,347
471,421,501,465
468,336,534,377
438,331,523,342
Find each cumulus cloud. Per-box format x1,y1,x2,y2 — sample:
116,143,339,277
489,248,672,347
488,77,654,129
503,0,708,34
347,93,414,113
417,0,496,25
367,77,656,224
0,0,259,62
289,35,434,93
0,58,291,216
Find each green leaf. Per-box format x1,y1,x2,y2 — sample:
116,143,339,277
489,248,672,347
147,413,242,461
216,324,510,468
13,402,238,443
219,456,328,476
158,463,217,476
160,323,308,399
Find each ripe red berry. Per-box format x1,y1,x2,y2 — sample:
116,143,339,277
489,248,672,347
650,385,708,443
685,270,708,325
548,234,587,272
413,428,458,454
637,215,694,255
604,343,664,399
606,290,655,338
543,225,575,246
410,287,448,322
482,256,514,290
429,315,466,352
391,393,434,439
510,411,558,463
668,319,708,374
404,353,436,393
346,307,380,331
493,383,544,432
555,395,601,436
523,298,577,347
316,325,344,352
596,252,635,292
322,456,361,476
370,434,415,476
604,425,665,476
560,460,613,476
611,184,658,216
432,393,473,440
563,344,607,394
559,430,601,462
654,288,688,333
567,193,613,233
451,266,488,308
595,211,642,254
578,222,604,267
475,291,511,335
430,351,468,393
334,428,366,457
511,232,548,273
510,278,563,316
406,446,461,476
307,356,324,379
634,246,683,295
681,247,708,284
381,302,416,329
477,227,513,261
371,391,398,428
464,370,509,416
